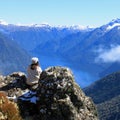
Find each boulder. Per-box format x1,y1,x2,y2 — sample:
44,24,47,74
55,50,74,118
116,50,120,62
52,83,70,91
0,72,29,102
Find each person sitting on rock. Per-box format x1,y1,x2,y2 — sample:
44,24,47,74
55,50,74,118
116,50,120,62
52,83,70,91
26,57,42,86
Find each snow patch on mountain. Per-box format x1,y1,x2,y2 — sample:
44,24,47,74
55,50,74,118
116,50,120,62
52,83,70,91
0,20,8,25
27,23,92,31
106,23,120,30
99,18,120,32
0,19,94,31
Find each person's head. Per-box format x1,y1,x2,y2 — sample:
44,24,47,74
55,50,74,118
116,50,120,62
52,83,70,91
31,57,39,64
30,57,39,69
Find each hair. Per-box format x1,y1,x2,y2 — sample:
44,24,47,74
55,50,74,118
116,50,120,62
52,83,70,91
30,61,39,70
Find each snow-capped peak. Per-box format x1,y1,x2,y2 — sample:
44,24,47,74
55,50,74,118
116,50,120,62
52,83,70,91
29,23,92,31
106,23,120,30
69,25,90,30
0,20,8,25
110,18,120,24
106,18,120,30
32,23,52,28
0,19,94,31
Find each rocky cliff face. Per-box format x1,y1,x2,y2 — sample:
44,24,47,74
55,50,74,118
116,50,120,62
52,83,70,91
0,66,98,120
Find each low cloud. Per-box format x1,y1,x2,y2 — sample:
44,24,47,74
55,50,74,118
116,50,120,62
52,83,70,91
95,45,120,63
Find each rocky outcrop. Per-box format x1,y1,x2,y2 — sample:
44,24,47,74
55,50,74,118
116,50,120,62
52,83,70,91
0,72,29,101
18,66,98,120
0,66,98,120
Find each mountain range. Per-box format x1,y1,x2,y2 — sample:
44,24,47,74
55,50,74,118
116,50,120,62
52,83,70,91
0,32,30,75
83,71,120,120
0,18,120,87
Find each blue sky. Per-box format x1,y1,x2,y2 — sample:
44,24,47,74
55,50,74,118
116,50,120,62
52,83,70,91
0,0,120,27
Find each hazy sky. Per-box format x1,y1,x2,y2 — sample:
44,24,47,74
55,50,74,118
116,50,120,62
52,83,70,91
0,0,120,27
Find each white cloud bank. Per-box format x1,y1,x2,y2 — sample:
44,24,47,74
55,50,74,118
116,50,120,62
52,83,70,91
95,45,120,63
